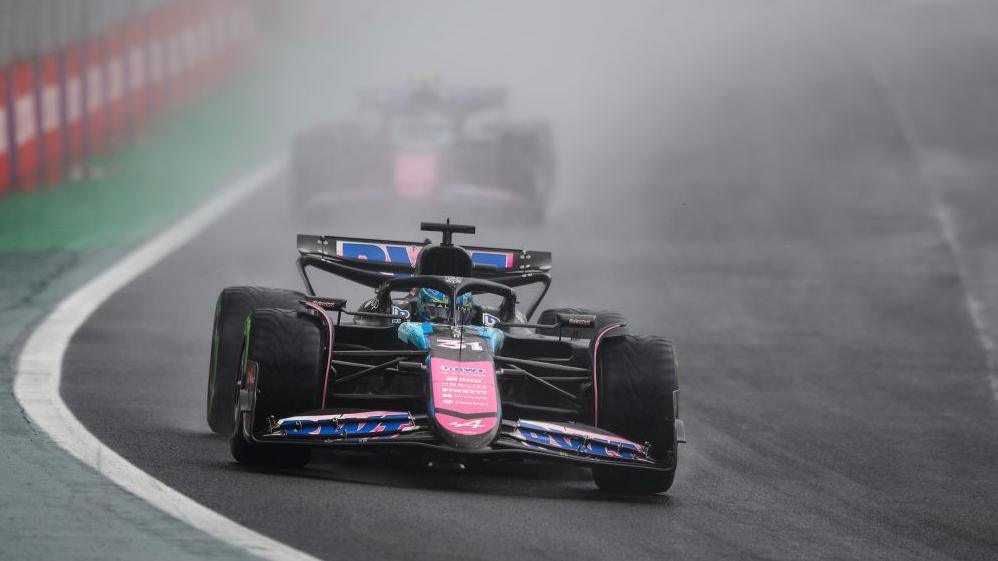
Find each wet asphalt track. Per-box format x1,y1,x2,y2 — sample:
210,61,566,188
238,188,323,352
62,4,998,561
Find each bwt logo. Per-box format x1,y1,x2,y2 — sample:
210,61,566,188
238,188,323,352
338,241,514,270
441,364,486,374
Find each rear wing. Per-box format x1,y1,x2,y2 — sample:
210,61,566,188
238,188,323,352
297,235,552,319
359,86,507,116
298,234,550,273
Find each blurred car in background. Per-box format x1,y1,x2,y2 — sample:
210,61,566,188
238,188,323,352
291,78,556,223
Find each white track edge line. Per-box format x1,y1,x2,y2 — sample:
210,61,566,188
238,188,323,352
928,195,998,404
874,70,998,406
14,154,325,561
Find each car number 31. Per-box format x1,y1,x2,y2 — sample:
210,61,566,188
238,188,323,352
436,339,484,351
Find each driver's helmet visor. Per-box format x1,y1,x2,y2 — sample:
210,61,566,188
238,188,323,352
418,288,473,323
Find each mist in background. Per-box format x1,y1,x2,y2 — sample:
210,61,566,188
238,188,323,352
3,1,996,239
4,0,998,329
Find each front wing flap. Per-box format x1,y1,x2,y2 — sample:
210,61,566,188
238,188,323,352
256,410,669,471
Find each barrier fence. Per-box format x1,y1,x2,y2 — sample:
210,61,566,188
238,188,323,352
0,0,257,197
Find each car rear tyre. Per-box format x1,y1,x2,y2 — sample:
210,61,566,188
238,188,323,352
230,308,327,468
591,335,679,494
207,287,306,434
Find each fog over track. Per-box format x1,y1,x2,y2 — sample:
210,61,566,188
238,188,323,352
61,2,998,560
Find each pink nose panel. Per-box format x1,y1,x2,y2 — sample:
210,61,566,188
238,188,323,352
394,151,438,198
428,358,500,448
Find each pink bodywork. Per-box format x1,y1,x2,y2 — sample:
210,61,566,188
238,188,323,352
591,323,625,426
394,151,438,198
279,410,409,423
302,301,335,408
429,358,499,436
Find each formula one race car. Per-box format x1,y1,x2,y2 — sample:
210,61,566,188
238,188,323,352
207,221,683,493
291,78,555,223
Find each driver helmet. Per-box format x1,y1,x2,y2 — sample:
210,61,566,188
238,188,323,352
417,288,474,324
409,73,442,110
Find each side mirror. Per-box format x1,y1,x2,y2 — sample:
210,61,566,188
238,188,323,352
555,313,597,329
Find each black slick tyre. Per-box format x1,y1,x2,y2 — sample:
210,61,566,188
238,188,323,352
591,335,679,494
207,286,305,434
230,308,327,468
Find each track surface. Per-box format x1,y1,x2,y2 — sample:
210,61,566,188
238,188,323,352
62,4,998,561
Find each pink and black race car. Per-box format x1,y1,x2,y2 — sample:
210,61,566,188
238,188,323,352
290,81,555,223
207,221,684,494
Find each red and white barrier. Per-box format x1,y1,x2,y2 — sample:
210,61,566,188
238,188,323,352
0,0,257,197
39,54,63,183
84,37,106,157
0,67,10,194
63,45,85,163
104,25,127,146
10,61,39,191
125,17,148,138
145,4,170,121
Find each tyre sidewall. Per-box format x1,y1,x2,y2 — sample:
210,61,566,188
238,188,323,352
592,335,679,493
207,287,305,434
229,307,326,468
